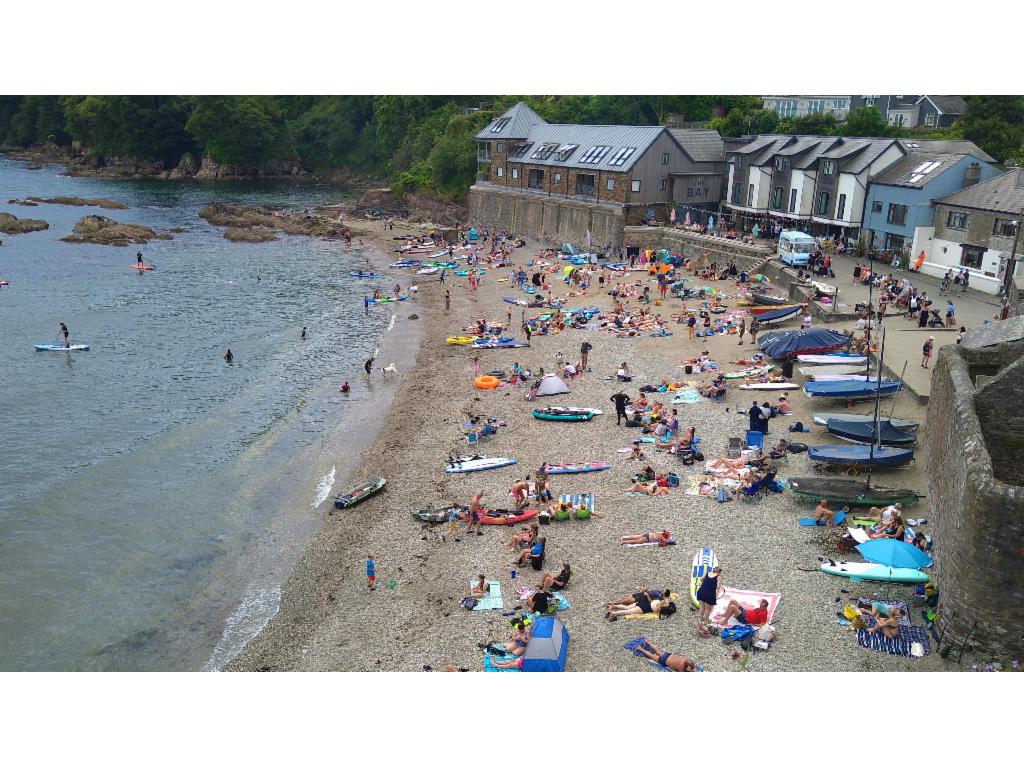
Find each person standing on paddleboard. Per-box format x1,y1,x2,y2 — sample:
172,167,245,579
59,322,69,347
136,252,144,267
223,349,233,364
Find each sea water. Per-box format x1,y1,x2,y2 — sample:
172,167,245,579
0,156,417,670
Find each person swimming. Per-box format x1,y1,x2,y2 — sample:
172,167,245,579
340,381,350,393
224,349,233,363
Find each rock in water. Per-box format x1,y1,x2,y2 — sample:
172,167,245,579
0,212,49,234
61,215,172,246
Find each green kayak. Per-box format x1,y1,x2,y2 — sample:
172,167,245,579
787,477,920,507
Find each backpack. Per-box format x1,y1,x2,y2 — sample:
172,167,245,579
461,597,479,610
787,442,808,453
692,451,705,462
665,473,680,488
721,625,756,642
788,421,804,433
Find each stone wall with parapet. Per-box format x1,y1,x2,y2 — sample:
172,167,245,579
927,341,1024,658
468,185,625,248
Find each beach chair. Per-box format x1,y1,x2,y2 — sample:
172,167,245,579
727,437,743,458
740,479,765,502
745,430,764,451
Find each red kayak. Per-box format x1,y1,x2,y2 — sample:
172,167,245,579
748,303,800,316
459,507,540,525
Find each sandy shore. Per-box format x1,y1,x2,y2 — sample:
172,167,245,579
229,224,942,672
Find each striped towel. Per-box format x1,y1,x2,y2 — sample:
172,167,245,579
857,621,931,657
559,492,594,514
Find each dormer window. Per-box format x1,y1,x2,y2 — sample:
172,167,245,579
774,157,787,171
822,160,836,175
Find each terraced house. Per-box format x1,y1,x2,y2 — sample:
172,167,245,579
469,102,726,246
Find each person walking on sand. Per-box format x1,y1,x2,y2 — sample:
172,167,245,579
366,555,376,590
467,491,485,536
580,339,592,372
444,290,450,311
738,316,746,345
921,336,934,368
472,355,481,377
610,390,632,425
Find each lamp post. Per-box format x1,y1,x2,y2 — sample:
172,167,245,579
1001,207,1024,300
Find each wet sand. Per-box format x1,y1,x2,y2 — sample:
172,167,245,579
229,227,938,672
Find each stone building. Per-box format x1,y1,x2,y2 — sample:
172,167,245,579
927,319,1024,659
469,102,726,247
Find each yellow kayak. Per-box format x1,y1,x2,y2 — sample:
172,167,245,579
446,336,479,345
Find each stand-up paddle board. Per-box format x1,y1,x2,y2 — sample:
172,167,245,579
690,547,718,608
444,456,517,474
130,264,155,271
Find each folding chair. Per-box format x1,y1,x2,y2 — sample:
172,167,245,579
727,437,743,458
745,430,764,451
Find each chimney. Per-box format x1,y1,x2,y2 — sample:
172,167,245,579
964,162,981,188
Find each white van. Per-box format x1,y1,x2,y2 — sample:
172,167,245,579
778,231,816,267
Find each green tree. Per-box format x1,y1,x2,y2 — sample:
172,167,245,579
961,116,1024,163
63,96,196,165
186,96,290,165
842,106,893,137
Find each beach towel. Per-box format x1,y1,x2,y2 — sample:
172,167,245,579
797,510,847,527
623,539,677,548
623,637,704,671
686,475,718,496
709,587,781,628
483,649,520,672
621,593,681,620
670,389,702,405
857,621,931,657
470,580,504,611
857,599,910,624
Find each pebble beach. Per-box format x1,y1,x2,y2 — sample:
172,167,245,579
228,222,939,673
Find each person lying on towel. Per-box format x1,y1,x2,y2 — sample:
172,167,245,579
625,479,670,496
605,587,672,611
633,640,697,672
606,597,676,620
620,531,672,547
716,599,770,626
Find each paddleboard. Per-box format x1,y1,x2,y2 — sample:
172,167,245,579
690,547,718,608
541,462,611,474
724,364,775,379
738,382,799,390
35,343,90,351
444,456,517,474
130,264,155,271
819,559,928,584
350,272,383,278
799,364,869,377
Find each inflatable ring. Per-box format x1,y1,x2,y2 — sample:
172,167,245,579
474,375,500,389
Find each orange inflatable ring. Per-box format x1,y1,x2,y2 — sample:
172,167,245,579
474,375,500,389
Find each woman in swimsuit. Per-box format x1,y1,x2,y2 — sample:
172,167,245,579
634,641,697,671
695,566,723,626
619,530,671,546
625,481,669,496
606,597,675,619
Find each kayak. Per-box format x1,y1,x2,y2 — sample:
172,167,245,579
334,476,386,509
724,364,775,379
130,264,155,271
412,504,467,524
350,272,383,278
738,382,799,390
367,295,408,304
541,462,611,474
787,477,921,506
444,456,517,474
35,343,90,351
819,559,928,584
533,408,596,422
472,340,529,349
458,507,540,526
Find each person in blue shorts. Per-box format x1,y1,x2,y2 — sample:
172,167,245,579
366,556,376,590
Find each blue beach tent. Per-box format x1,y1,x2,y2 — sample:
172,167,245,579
467,227,479,242
521,616,569,672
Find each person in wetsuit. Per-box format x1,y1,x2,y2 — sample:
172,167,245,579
136,252,144,267
223,349,233,363
364,357,374,376
59,322,69,347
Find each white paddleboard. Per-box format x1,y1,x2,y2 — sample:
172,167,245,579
444,456,517,473
738,382,799,390
796,355,867,365
799,365,869,377
35,343,90,351
690,547,718,608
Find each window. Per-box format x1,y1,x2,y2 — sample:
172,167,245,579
490,117,510,133
947,210,968,229
774,157,787,171
747,184,754,207
579,145,611,164
732,182,743,204
789,188,798,213
511,167,518,180
530,143,559,161
822,160,836,175
865,97,875,107
771,186,784,210
606,177,616,191
528,168,544,190
553,144,578,161
808,99,826,114
608,147,636,166
872,200,883,213
553,172,561,184
660,178,668,191
884,233,905,253
477,142,491,162
575,174,595,197
837,193,847,220
835,99,848,109
661,152,670,165
816,191,831,216
507,143,532,159
777,100,796,118
496,143,504,153
994,218,1019,238
886,203,908,226
961,245,985,269
923,113,937,128
496,166,504,178
631,180,641,193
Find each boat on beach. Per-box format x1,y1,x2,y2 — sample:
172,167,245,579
787,477,921,506
812,412,919,430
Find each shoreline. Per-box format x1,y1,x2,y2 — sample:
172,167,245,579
229,228,946,673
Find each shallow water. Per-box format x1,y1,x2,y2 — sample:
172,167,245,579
0,157,417,670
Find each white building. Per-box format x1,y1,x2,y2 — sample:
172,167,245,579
762,96,852,121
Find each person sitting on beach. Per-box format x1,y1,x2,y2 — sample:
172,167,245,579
484,620,533,664
813,499,837,526
506,524,538,551
865,608,902,639
624,444,646,461
515,537,546,567
869,513,905,540
633,640,697,672
616,362,632,381
768,439,789,460
859,601,899,621
620,530,672,546
606,597,676,620
537,562,571,592
715,598,770,626
526,590,555,615
776,395,791,415
469,574,490,601
626,480,670,496
606,587,672,611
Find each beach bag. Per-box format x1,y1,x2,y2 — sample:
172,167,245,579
787,442,808,453
842,604,860,621
693,451,705,462
665,473,680,488
680,451,695,466
757,624,776,642
461,597,479,610
717,486,728,503
721,625,756,643
624,418,642,428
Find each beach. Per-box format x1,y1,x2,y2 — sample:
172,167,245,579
229,225,938,672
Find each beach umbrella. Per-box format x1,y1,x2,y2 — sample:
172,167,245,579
751,274,770,283
856,539,932,569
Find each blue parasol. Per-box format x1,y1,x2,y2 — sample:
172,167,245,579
856,538,932,569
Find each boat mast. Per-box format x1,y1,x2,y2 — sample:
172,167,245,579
868,327,885,486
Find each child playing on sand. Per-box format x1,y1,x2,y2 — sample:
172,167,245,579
366,556,376,590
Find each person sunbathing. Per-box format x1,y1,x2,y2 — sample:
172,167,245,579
776,396,791,415
607,597,676,620
605,587,672,611
626,480,669,496
633,640,697,671
537,562,571,592
865,609,901,639
715,598,770,626
620,530,672,546
469,574,490,601
484,622,533,666
859,601,899,621
505,524,538,551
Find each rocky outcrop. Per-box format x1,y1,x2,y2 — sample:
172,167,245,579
192,156,308,181
61,215,173,246
199,203,350,241
344,188,466,228
66,154,168,179
0,212,49,234
165,153,199,179
223,227,278,243
9,196,128,210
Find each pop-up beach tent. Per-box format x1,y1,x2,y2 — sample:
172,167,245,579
521,616,569,672
536,374,570,396
467,227,479,241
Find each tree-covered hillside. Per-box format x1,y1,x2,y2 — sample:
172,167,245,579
2,95,1021,198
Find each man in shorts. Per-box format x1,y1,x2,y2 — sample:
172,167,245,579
716,598,769,626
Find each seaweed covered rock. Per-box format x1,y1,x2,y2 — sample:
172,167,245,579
0,212,49,234
199,203,350,241
61,215,172,246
